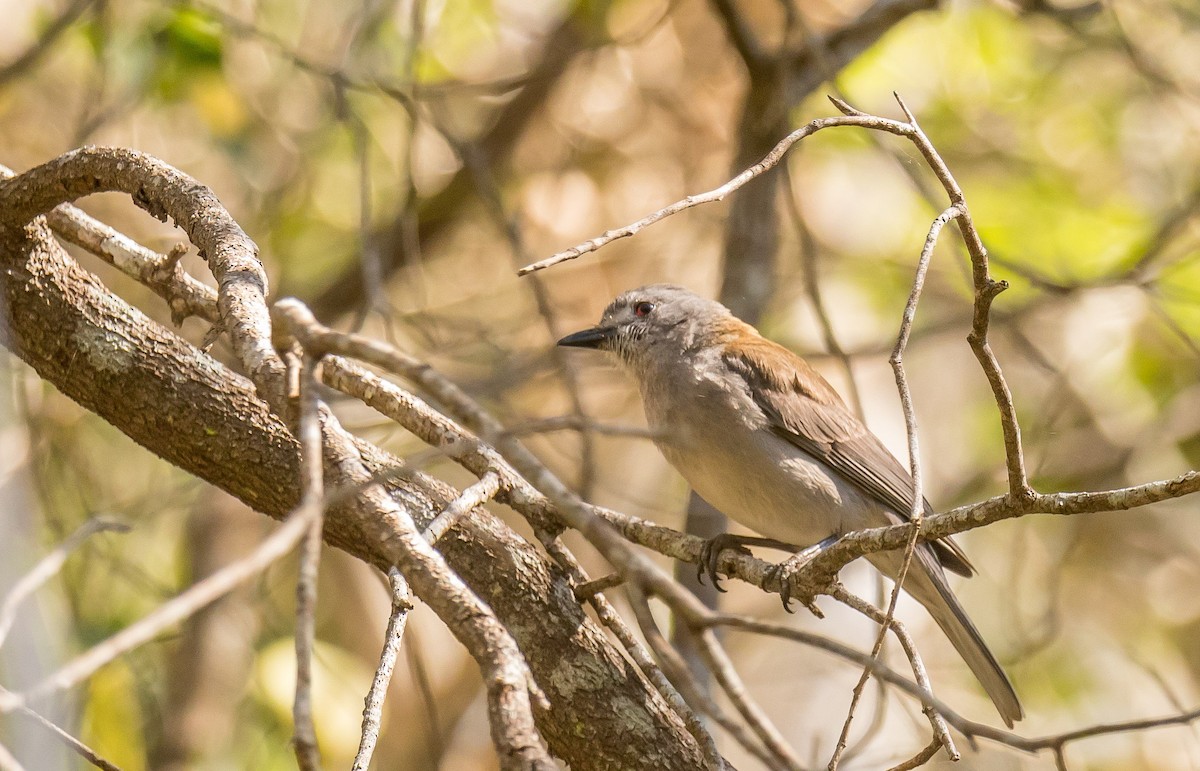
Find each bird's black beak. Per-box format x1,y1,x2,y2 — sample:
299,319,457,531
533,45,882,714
557,325,614,350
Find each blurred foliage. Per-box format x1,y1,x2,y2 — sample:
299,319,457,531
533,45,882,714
3,0,1200,768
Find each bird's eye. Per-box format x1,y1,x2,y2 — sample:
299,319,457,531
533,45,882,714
634,301,655,318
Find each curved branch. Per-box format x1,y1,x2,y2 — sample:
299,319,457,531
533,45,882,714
0,155,712,769
0,147,282,397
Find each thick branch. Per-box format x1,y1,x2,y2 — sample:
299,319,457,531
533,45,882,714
0,211,708,769
1,146,557,767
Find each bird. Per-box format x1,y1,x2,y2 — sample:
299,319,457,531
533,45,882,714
557,283,1023,727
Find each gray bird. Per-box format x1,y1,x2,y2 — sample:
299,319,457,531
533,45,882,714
558,284,1022,727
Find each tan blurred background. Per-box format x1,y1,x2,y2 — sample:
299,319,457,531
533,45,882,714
3,0,1200,768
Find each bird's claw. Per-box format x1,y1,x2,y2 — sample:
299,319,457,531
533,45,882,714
766,551,823,616
697,534,753,592
766,561,796,612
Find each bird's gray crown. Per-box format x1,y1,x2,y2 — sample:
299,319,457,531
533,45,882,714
602,284,717,320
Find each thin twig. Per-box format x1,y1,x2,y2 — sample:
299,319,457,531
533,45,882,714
292,353,325,771
452,133,599,499
828,204,961,769
539,536,724,770
352,568,413,771
350,116,389,328
831,587,956,760
898,94,1031,498
783,162,864,418
708,0,766,67
693,625,804,771
571,572,625,601
808,470,1200,581
706,612,958,719
502,415,660,440
1,692,122,770
517,111,917,275
422,471,501,544
0,517,130,649
886,738,941,771
403,621,445,763
626,585,781,770
7,501,321,708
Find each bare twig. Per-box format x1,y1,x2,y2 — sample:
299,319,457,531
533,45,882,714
422,471,501,544
706,612,960,718
1,692,122,771
451,133,601,499
404,621,445,763
0,161,220,325
0,517,130,649
691,623,804,771
291,352,325,771
810,470,1200,582
571,572,625,601
898,94,1032,498
831,587,957,760
626,585,780,770
517,111,917,275
539,536,724,769
886,738,941,771
1125,179,1200,282
502,414,660,440
7,501,321,708
352,568,413,771
305,9,589,320
828,202,961,770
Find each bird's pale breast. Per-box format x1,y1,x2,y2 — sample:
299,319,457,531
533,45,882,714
641,356,881,547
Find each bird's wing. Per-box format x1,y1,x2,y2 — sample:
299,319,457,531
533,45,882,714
723,335,974,577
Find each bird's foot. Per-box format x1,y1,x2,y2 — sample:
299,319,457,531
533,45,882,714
698,534,751,592
766,534,841,614
697,534,802,592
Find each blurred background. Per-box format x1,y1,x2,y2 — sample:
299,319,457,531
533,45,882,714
3,0,1200,768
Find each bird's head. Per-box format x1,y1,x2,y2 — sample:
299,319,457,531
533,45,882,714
557,284,734,374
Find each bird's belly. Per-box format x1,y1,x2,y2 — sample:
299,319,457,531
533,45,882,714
659,430,870,548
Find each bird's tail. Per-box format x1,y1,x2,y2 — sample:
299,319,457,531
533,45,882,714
883,547,1024,728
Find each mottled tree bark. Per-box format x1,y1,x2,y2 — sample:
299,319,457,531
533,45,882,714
0,217,709,769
